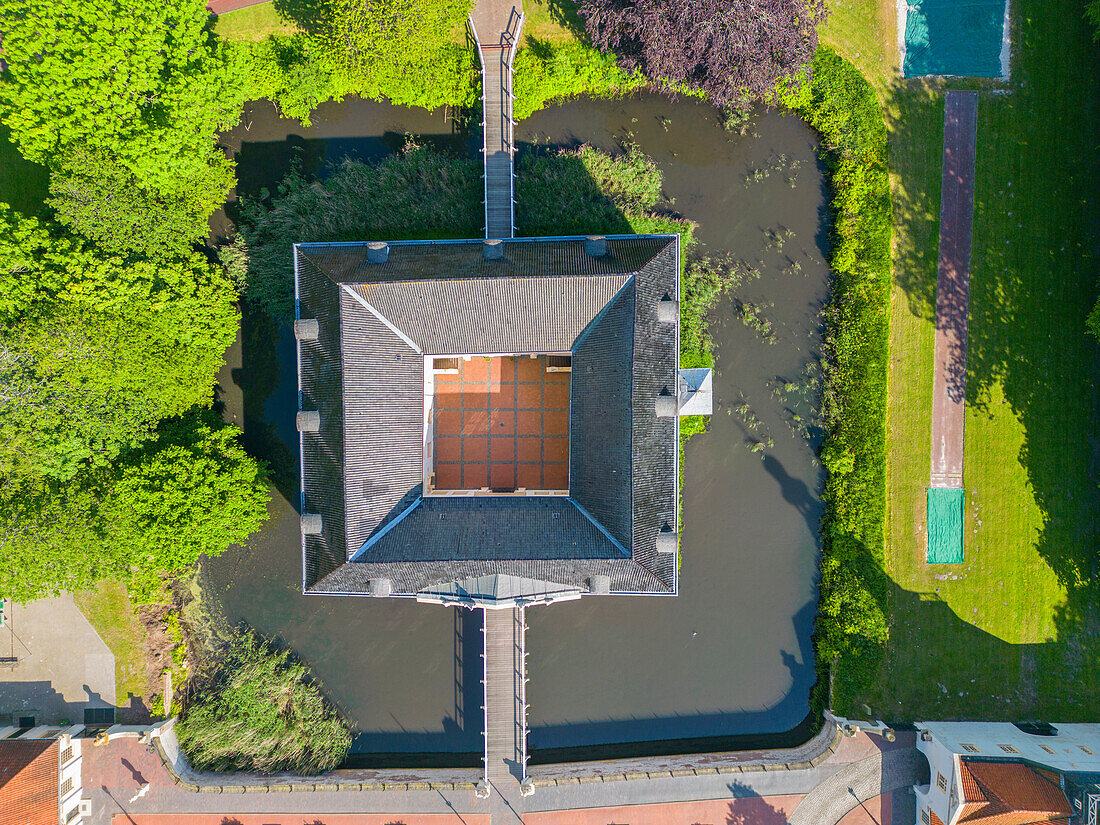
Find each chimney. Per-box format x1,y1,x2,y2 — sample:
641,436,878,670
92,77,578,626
368,578,394,597
655,388,677,418
366,241,389,264
584,236,607,257
483,239,504,260
587,574,611,595
301,513,323,535
658,296,679,324
656,523,678,554
296,410,320,432
293,318,319,341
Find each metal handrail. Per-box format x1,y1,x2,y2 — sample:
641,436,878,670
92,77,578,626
468,15,489,239
505,12,525,239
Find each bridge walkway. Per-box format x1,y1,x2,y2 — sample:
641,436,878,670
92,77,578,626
481,606,527,823
470,1,523,240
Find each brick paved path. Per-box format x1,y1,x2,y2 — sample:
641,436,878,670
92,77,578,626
788,748,925,825
929,91,979,489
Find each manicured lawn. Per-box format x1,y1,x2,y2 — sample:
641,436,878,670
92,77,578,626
521,0,584,43
73,582,148,707
213,3,298,41
823,0,1100,720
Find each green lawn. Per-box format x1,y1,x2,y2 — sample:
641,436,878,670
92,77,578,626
73,582,148,707
824,0,1100,720
213,3,298,41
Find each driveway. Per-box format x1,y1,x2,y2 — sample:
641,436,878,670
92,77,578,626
0,594,116,725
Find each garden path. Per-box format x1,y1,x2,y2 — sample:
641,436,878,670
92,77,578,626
929,91,979,489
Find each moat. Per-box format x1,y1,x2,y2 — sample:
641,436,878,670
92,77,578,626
207,91,829,762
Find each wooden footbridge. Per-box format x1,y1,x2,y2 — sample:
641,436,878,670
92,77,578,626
480,607,529,817
470,0,524,239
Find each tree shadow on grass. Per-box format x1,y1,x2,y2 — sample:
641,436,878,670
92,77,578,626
543,0,589,42
881,8,1100,720
271,0,331,37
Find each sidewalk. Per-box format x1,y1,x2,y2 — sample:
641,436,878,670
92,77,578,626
82,728,918,825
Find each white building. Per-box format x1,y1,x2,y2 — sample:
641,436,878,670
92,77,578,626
915,721,1100,825
0,724,86,825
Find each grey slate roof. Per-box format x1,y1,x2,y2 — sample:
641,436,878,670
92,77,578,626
295,236,679,598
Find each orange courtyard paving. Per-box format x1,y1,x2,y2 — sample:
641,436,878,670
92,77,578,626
433,355,569,491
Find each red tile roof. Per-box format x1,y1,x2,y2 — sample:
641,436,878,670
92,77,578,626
956,760,1072,825
0,740,58,825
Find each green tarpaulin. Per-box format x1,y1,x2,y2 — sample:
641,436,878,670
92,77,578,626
903,0,1007,78
927,487,964,564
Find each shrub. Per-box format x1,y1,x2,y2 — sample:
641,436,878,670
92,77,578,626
177,627,351,774
243,34,479,123
513,38,647,120
780,47,892,709
577,0,827,110
516,143,694,247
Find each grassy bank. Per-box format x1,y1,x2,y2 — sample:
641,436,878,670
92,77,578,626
73,583,147,708
823,0,1100,719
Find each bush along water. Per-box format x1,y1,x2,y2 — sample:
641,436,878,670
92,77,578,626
780,47,893,713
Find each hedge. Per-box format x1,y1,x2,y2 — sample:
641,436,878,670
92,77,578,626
780,47,893,710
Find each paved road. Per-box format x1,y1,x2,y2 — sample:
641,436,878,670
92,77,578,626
929,91,979,490
206,0,270,15
82,729,920,825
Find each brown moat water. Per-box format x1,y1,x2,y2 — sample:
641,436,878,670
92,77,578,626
207,92,828,760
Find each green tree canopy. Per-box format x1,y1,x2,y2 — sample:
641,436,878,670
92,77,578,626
0,207,239,480
0,0,248,255
0,412,269,603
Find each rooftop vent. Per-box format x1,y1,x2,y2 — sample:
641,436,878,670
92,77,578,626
293,319,319,341
483,239,504,260
655,388,677,418
296,410,320,432
584,236,607,257
301,513,323,535
656,523,678,554
658,295,679,324
587,574,611,595
368,578,393,597
366,241,389,264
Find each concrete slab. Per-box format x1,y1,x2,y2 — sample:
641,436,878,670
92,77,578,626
0,594,116,725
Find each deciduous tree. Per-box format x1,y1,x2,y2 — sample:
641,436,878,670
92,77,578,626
0,208,238,480
0,413,269,602
0,0,248,255
577,0,827,109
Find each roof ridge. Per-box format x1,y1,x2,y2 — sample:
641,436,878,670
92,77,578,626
341,284,422,353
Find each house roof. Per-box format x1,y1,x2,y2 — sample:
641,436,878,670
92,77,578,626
957,759,1073,825
0,740,57,825
295,236,680,600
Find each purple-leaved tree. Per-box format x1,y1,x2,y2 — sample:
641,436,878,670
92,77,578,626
578,0,827,109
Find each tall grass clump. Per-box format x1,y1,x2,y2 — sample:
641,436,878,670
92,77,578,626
516,143,694,246
780,47,892,710
230,141,481,320
176,627,351,774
